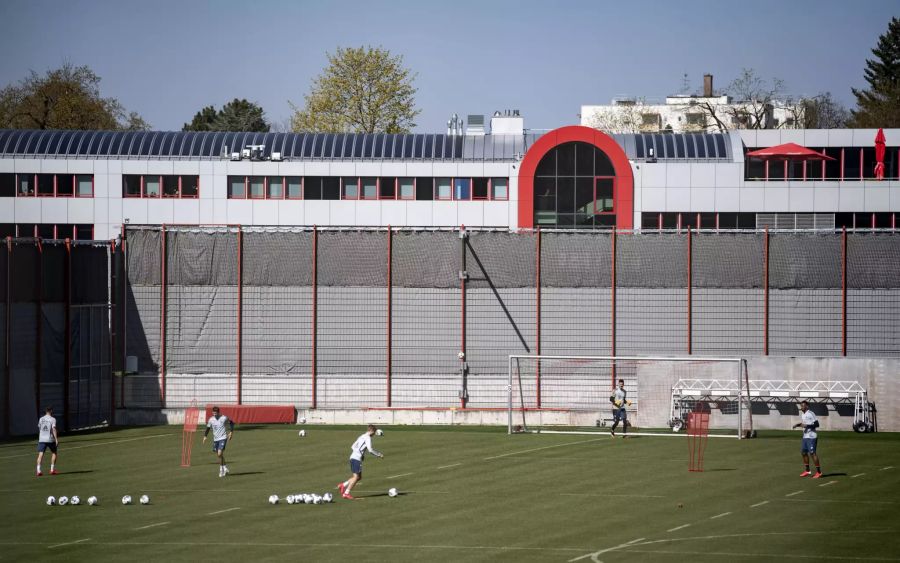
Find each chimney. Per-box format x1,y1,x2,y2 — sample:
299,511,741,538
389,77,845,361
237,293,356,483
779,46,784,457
703,74,713,97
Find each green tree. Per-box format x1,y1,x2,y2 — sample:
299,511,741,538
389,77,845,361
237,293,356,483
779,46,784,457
850,17,900,127
0,63,149,130
182,99,269,132
291,46,419,133
798,93,849,129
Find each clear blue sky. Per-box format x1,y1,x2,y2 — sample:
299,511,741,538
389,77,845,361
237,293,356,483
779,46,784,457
0,0,895,132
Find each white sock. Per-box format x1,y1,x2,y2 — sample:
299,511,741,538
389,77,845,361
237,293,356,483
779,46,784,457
343,480,350,489
37,465,41,473
50,464,55,471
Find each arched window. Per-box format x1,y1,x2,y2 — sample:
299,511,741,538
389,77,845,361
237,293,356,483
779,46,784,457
533,141,617,229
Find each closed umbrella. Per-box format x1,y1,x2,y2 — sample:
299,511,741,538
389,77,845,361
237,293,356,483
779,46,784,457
874,128,886,180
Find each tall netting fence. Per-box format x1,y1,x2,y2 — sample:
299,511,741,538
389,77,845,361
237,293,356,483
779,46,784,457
117,227,900,412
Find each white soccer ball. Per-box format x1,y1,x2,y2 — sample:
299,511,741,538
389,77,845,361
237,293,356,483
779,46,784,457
286,495,295,505
122,495,132,505
87,496,98,506
46,495,56,506
303,494,313,504
388,488,398,498
322,492,333,503
140,495,150,505
298,417,307,424
312,495,322,505
70,495,81,505
298,429,306,437
457,351,466,360
375,429,384,436
58,496,69,506
268,494,279,505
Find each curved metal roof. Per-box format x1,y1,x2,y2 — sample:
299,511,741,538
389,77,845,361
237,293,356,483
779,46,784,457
0,129,733,162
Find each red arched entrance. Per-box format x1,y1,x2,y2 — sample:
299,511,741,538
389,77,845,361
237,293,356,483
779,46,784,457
517,125,634,229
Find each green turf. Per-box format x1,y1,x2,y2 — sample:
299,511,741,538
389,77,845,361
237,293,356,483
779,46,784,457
2,425,899,562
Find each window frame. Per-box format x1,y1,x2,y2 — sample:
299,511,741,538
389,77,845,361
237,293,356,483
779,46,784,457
434,177,452,200
489,177,509,201
286,176,303,200
360,177,378,200
453,177,472,201
229,175,248,199
593,176,616,215
398,178,415,200
342,177,360,200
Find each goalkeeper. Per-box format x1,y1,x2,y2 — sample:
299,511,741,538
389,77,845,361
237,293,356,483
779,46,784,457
609,379,631,437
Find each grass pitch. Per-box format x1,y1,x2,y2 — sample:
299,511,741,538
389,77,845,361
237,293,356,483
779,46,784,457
1,424,899,562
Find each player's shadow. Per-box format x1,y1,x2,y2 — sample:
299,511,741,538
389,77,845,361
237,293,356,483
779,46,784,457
226,471,264,476
359,492,410,498
820,472,848,478
59,470,94,475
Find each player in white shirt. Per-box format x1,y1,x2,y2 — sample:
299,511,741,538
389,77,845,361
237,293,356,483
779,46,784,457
36,406,59,476
792,400,822,478
337,424,383,500
202,406,235,477
609,379,631,437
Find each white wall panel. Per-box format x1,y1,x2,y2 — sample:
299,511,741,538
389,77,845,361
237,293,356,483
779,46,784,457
145,199,175,224
107,160,122,174
431,202,458,226
93,198,109,224
303,162,329,176
641,163,666,188
0,159,13,172
40,160,67,174
173,162,200,175
0,198,14,221
355,202,382,226
121,161,148,175
838,187,864,211
864,187,890,211
764,187,789,211
813,187,839,212
199,198,215,224
714,163,743,188
432,163,458,177
665,163,690,188
302,200,330,225
739,187,764,211
457,202,485,226
482,202,509,227
690,164,715,188
66,160,93,174
108,198,123,226
173,199,201,224
356,163,381,177
689,188,716,211
13,197,41,223
147,161,173,175
330,201,358,225
406,163,434,177
68,198,95,223
405,201,433,226
788,186,815,211
252,200,279,225
93,174,109,198
641,187,666,210
226,200,253,224
665,187,689,210
380,202,407,226
714,188,740,211
381,163,406,177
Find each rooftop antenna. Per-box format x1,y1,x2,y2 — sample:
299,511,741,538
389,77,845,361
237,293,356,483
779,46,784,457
680,73,691,95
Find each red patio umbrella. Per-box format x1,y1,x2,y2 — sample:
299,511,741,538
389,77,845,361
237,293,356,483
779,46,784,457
745,143,835,161
874,128,886,180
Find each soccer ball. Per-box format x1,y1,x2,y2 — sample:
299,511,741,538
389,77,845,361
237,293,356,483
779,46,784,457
302,494,312,504
140,495,150,505
46,496,56,506
122,495,132,505
322,493,333,503
457,351,466,360
268,495,279,505
375,429,384,436
388,488,398,498
298,417,307,424
312,495,322,505
298,430,306,437
70,496,81,505
59,496,69,506
286,495,295,505
87,496,98,506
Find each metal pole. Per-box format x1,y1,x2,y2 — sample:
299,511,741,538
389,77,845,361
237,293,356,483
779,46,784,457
842,227,847,356
687,226,692,355
460,225,467,409
386,227,392,407
120,225,126,410
108,241,115,426
64,239,71,430
311,226,318,409
236,227,243,405
764,228,769,356
610,230,617,387
35,239,42,416
160,226,167,405
4,238,11,436
535,227,542,409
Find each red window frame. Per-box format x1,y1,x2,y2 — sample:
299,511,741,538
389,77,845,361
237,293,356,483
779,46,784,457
37,174,56,197
74,174,94,198
377,178,398,200
143,175,162,198
285,177,303,200
266,176,286,200
472,178,489,201
489,178,509,201
398,178,415,200
342,177,360,200
434,178,452,200
179,175,200,199
360,177,378,200
55,174,74,198
593,176,616,215
228,176,248,199
248,176,266,200
452,178,472,201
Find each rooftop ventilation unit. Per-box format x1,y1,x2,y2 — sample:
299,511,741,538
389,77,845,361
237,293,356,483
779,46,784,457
466,114,486,136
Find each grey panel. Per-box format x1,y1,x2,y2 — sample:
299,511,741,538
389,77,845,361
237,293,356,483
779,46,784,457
770,289,842,356
693,288,764,355
616,288,688,355
693,232,764,288
847,289,900,357
165,285,237,374
10,303,38,435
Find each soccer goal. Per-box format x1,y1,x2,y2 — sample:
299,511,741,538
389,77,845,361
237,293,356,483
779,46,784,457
507,355,752,439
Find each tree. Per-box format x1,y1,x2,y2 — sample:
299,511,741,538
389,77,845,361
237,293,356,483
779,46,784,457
182,99,269,132
850,17,900,127
586,99,644,134
0,63,149,130
789,93,849,129
689,69,785,131
291,46,419,133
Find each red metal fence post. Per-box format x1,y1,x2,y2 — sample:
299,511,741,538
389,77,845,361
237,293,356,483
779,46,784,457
311,226,318,409
535,227,542,409
610,230,617,387
160,226,167,405
64,239,71,430
764,228,769,355
687,227,693,355
386,227,392,407
120,226,126,410
460,225,467,409
36,239,42,416
236,226,243,405
842,227,847,356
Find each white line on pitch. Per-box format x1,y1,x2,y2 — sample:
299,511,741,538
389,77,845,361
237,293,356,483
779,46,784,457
750,500,770,508
569,537,645,562
437,463,462,469
0,434,170,459
785,490,804,497
819,481,837,487
485,438,603,460
710,512,732,520
48,538,90,549
207,507,241,515
880,466,894,471
667,524,691,532
134,522,169,531
386,473,413,480
851,473,866,478
560,493,665,499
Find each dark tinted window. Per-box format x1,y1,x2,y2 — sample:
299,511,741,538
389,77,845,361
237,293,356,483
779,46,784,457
704,135,718,158
695,135,707,158
685,135,696,158
304,176,322,199
0,173,15,197
322,177,340,199
844,147,862,180
415,177,433,200
536,150,555,176
75,225,93,240
675,135,686,158
435,135,445,159
557,143,575,175
56,174,74,196
363,134,374,157
641,212,660,229
403,135,414,158
718,213,737,229
824,148,841,179
635,135,645,158
737,213,756,229
424,135,434,158
575,142,593,176
413,135,424,158
664,134,675,158
715,135,727,158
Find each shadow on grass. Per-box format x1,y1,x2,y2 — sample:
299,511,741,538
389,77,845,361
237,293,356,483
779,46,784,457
227,471,265,477
57,470,94,475
821,472,848,478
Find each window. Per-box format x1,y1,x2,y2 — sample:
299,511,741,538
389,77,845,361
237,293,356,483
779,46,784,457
862,147,876,180
532,142,617,229
746,157,766,180
249,176,265,199
342,177,359,199
661,212,678,229
399,178,415,200
124,175,142,197
38,174,54,196
681,212,698,229
75,224,93,240
491,178,508,200
453,178,471,200
0,174,14,197
415,177,433,200
181,176,199,198
322,177,340,200
843,148,862,180
229,176,246,198
0,224,15,238
700,213,716,229
379,177,396,200
304,177,322,200
56,174,74,196
18,174,34,196
361,177,377,199
163,175,179,197
144,176,160,197
718,213,737,229
76,175,93,197
473,178,488,200
737,213,755,229
435,178,452,200
595,178,614,212
824,148,841,179
286,177,302,199
268,176,284,199
642,212,661,229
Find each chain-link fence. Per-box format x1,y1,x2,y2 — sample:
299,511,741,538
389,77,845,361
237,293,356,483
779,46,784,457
117,226,900,411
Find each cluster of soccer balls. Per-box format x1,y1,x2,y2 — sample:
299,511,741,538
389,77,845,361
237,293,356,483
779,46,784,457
46,495,99,506
269,493,334,505
120,495,151,505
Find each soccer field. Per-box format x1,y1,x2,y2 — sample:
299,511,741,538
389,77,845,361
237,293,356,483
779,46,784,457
2,425,899,562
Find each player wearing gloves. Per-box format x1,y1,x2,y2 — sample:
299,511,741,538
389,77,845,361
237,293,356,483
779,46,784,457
609,379,631,437
337,424,384,499
793,400,822,478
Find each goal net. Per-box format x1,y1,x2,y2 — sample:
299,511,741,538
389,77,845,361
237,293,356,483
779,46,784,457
508,355,752,438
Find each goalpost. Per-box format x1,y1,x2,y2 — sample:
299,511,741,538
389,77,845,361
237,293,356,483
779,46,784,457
508,355,752,439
